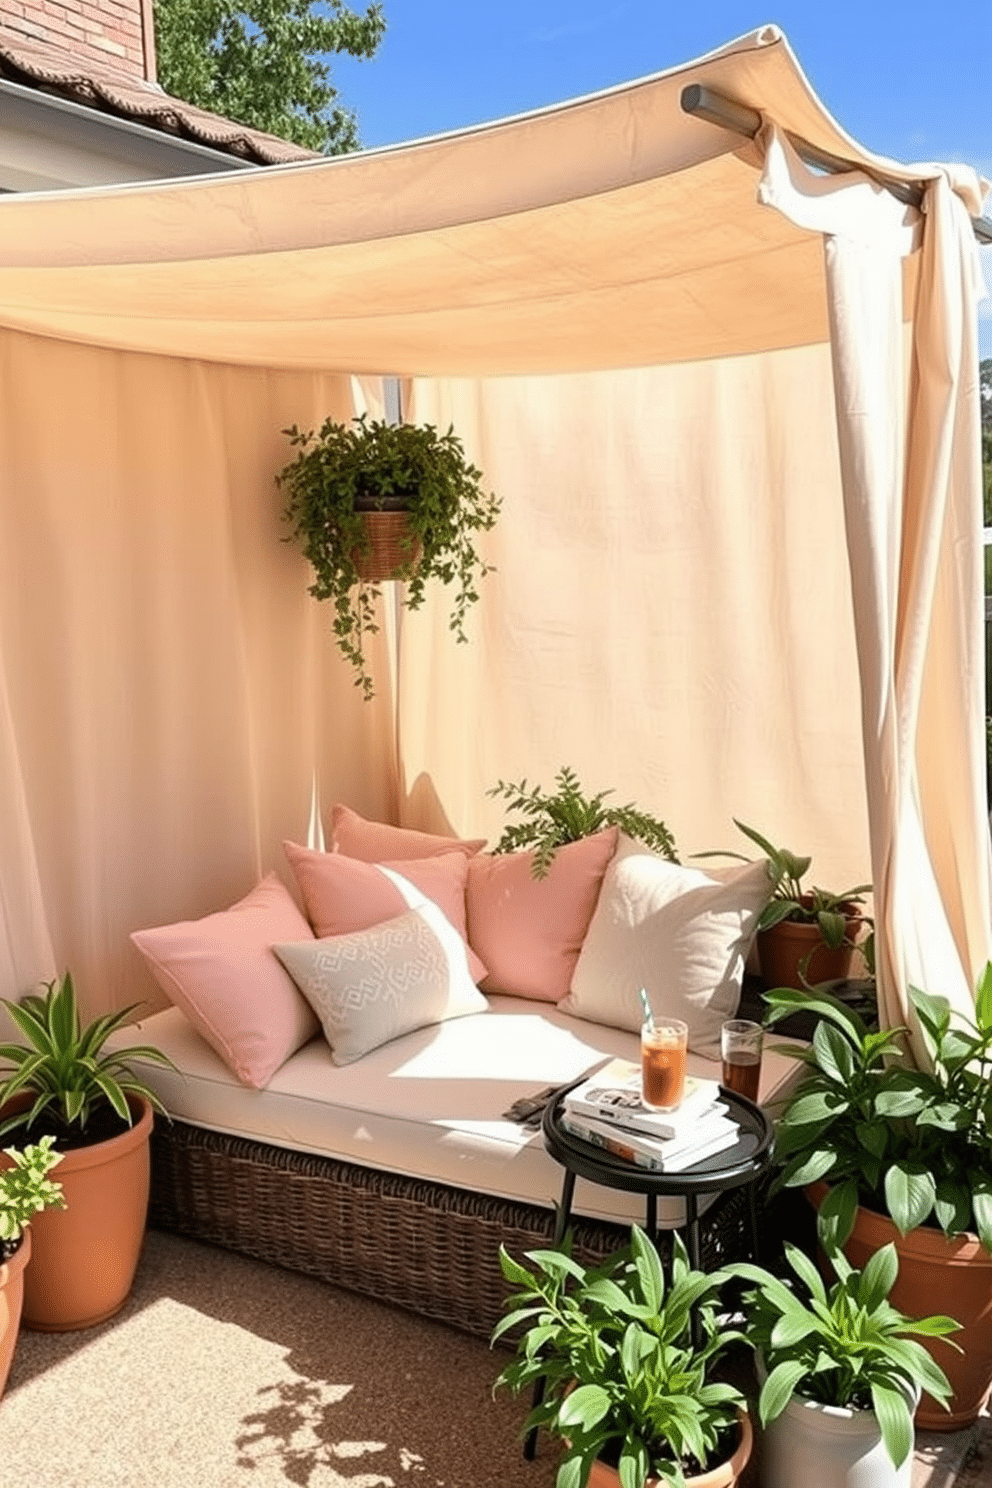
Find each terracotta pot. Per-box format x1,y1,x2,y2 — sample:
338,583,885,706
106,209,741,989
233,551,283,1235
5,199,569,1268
586,1409,752,1488
0,1226,31,1399
0,1096,153,1332
807,1182,992,1430
758,902,862,991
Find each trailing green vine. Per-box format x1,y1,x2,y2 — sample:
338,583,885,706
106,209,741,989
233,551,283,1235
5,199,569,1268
278,414,500,699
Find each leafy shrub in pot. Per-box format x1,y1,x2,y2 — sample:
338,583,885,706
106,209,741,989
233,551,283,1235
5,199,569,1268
0,1135,65,1260
491,1225,752,1488
0,972,174,1329
0,1135,64,1395
765,975,992,1250
703,821,870,988
730,1239,958,1483
765,967,992,1427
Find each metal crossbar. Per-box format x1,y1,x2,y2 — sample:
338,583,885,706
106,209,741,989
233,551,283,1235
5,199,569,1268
681,83,992,246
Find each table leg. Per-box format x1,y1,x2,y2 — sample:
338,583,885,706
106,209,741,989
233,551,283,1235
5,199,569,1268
645,1191,657,1242
748,1178,760,1262
551,1170,575,1249
524,1169,576,1462
684,1193,702,1349
684,1192,701,1271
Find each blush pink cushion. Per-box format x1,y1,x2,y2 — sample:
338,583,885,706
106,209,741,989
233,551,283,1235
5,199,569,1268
283,841,488,983
466,828,619,1002
330,803,486,861
129,873,319,1089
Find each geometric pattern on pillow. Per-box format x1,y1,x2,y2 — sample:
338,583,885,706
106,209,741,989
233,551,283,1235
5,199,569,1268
560,833,773,1057
273,901,488,1066
282,840,487,983
329,803,486,861
129,871,319,1089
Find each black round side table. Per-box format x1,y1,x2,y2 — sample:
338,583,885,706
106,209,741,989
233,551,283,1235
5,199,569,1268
541,1082,774,1270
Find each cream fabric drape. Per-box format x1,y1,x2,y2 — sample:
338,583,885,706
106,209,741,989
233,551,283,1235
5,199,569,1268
399,356,871,891
759,129,992,1034
0,333,397,1017
0,644,56,1037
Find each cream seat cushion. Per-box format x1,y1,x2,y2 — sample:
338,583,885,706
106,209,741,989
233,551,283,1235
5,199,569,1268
113,995,800,1231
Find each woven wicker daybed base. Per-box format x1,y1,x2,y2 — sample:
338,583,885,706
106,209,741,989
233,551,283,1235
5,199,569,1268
149,1118,761,1340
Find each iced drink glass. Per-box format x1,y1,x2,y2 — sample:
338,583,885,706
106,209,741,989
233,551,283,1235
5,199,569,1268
720,1019,763,1102
640,1018,688,1110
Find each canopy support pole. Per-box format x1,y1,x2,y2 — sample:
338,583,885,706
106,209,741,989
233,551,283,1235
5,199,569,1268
680,83,992,245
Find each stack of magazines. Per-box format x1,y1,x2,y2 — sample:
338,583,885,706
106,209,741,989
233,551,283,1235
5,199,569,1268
561,1058,739,1172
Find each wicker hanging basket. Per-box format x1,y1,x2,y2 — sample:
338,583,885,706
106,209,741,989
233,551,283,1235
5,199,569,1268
351,508,423,584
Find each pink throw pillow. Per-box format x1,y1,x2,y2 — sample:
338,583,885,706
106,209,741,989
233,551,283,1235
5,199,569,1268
330,803,486,861
466,828,619,1002
283,841,488,983
129,873,319,1089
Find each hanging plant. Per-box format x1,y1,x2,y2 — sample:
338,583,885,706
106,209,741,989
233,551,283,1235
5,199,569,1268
277,413,501,699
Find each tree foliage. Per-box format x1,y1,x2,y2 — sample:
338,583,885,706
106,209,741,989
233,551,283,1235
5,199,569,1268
153,0,385,153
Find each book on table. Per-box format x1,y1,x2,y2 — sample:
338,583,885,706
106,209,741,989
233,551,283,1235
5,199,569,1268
560,1109,740,1172
563,1057,722,1140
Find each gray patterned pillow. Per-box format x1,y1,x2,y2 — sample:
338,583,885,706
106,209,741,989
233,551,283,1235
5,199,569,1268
273,900,487,1065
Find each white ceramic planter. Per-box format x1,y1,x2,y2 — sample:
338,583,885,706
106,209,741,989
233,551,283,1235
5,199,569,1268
761,1393,913,1488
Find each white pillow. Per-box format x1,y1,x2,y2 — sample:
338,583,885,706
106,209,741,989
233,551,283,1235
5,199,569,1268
560,834,773,1057
273,901,487,1066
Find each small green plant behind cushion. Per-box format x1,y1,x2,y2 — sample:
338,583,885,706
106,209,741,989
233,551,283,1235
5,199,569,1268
488,765,678,879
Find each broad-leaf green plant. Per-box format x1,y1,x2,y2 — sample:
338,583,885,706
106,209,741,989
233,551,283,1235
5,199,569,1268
0,972,174,1144
492,1226,747,1488
489,765,678,880
278,413,501,699
0,1135,65,1260
765,965,992,1252
730,1240,959,1470
712,820,871,945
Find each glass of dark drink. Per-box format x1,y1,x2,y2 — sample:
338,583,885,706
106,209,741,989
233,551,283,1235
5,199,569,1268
640,1018,688,1110
720,1019,763,1102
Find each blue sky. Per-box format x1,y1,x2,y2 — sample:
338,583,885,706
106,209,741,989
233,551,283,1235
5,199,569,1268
333,2,991,355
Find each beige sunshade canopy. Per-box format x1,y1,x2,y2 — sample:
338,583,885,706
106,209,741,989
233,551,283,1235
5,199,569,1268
0,24,962,373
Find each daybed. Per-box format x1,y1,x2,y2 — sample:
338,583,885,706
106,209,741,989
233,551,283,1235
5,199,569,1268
117,809,800,1339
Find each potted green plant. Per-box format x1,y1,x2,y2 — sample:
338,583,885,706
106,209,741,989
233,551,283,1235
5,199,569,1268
277,412,501,699
491,1225,753,1488
0,971,173,1331
702,821,870,989
489,765,678,879
730,1239,958,1488
0,1135,65,1397
765,968,992,1428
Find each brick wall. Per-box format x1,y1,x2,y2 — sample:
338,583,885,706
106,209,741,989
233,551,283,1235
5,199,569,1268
0,0,152,79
